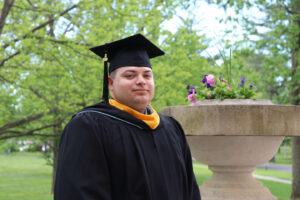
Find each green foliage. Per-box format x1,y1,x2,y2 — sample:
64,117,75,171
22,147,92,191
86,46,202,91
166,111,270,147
236,81,256,99
0,0,208,139
0,140,18,153
202,79,237,99
186,47,259,101
153,25,210,110
188,74,256,101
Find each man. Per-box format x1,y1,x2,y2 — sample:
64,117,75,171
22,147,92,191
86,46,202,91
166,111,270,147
54,34,201,200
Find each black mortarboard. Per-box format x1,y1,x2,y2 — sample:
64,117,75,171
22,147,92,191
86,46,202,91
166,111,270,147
89,33,165,104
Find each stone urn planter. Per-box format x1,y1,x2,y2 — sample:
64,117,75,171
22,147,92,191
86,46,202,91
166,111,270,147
161,99,300,200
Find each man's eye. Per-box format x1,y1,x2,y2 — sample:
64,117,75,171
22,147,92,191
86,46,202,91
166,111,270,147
125,74,133,78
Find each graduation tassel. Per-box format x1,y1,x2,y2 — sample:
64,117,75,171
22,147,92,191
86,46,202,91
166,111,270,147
102,52,109,104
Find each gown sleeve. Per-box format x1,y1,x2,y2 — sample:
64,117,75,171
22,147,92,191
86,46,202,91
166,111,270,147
170,117,201,200
54,113,112,200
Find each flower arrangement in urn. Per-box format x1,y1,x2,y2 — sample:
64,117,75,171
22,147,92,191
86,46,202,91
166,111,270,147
187,74,256,104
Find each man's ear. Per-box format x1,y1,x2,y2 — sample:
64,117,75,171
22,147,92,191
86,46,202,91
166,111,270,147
108,76,114,92
108,76,113,86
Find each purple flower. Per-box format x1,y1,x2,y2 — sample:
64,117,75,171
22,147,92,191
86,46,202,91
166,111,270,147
201,75,207,83
188,90,197,95
219,75,222,81
188,88,197,104
188,86,197,95
206,83,212,88
250,84,254,88
186,84,190,90
241,77,246,85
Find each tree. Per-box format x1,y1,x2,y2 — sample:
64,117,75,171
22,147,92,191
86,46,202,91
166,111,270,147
207,0,300,198
0,0,209,191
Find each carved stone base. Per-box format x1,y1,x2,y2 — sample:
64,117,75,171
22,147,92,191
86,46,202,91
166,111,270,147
200,166,276,200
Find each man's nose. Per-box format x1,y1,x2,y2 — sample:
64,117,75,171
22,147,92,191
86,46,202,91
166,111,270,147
136,74,146,85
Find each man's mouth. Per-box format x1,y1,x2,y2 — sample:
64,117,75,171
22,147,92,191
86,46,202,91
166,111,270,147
133,89,148,92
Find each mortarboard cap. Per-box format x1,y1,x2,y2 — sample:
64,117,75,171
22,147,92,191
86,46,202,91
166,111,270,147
90,33,165,73
89,33,165,104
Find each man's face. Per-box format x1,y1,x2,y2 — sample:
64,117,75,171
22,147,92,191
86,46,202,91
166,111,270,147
108,66,155,113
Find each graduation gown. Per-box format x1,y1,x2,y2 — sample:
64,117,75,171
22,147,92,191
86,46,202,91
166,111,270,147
54,102,201,200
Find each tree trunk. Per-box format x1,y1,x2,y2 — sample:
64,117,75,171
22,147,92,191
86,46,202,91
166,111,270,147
51,135,60,193
290,1,300,195
292,137,300,199
51,124,62,194
290,52,300,199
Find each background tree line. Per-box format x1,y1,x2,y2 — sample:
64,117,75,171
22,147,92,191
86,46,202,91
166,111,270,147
206,0,300,198
0,0,299,198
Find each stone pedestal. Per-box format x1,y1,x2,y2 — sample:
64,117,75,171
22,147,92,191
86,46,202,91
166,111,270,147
200,166,274,200
161,99,300,200
187,136,283,200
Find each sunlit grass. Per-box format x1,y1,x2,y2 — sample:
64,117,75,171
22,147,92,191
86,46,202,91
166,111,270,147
0,152,53,200
254,168,292,180
259,179,291,200
0,152,293,200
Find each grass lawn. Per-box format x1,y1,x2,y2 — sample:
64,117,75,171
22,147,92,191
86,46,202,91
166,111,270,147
254,168,292,181
259,179,291,200
0,152,292,200
0,152,53,200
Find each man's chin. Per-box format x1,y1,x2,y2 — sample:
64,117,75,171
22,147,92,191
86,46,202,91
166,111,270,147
132,97,151,106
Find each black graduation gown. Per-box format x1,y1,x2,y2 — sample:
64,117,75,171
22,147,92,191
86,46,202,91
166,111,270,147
54,102,201,200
